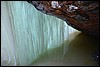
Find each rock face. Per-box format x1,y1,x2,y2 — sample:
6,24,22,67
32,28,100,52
27,1,99,38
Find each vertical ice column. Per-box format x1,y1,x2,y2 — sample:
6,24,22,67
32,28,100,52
1,1,78,66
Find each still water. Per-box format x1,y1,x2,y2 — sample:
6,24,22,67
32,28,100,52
31,32,99,66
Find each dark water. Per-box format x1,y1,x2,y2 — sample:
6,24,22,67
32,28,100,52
31,32,99,66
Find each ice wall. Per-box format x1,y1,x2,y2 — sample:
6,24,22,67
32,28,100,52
1,1,78,66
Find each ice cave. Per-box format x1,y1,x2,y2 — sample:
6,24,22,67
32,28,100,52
1,1,99,66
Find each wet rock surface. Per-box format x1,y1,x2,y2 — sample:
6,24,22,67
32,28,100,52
27,1,99,38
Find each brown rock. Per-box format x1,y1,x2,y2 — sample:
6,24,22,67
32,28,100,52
27,1,99,38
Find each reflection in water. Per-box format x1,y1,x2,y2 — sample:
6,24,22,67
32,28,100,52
1,1,99,66
31,32,99,66
68,33,99,65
